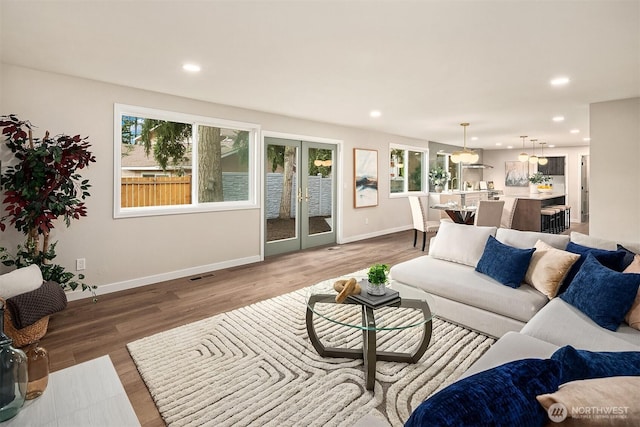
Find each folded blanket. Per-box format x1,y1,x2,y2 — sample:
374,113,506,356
6,281,68,329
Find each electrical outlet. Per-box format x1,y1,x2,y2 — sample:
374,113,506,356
365,217,369,225
76,258,86,271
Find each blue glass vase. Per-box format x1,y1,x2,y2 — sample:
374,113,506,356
0,302,28,422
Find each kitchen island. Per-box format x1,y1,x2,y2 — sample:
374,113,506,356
509,193,566,232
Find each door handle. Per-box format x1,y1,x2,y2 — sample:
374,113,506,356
305,188,311,202
297,188,303,203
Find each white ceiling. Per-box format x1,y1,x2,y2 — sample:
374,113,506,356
1,1,639,150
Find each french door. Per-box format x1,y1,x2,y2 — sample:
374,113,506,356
264,137,337,256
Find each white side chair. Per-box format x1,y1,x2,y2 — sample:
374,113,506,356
474,200,505,228
500,197,519,229
408,196,440,251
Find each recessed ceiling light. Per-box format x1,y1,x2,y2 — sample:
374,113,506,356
471,136,478,141
507,145,513,149
570,129,580,134
583,137,591,142
182,63,201,72
495,143,502,146
550,76,570,86
552,116,565,122
549,144,556,148
369,110,381,118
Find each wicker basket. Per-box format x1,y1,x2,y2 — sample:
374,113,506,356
1,297,49,348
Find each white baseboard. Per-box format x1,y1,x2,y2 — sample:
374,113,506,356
338,225,411,244
67,226,413,301
66,255,263,302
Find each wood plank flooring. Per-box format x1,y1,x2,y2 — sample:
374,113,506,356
40,223,588,426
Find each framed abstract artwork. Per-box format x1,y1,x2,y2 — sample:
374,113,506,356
354,148,378,208
505,161,529,187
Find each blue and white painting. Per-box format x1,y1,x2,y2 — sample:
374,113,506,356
354,149,378,208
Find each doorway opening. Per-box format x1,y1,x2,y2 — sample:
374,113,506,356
581,155,590,223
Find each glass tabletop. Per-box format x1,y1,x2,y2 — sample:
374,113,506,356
304,275,435,331
430,203,477,212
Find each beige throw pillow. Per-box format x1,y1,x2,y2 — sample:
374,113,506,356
537,376,640,426
525,240,580,299
623,254,640,329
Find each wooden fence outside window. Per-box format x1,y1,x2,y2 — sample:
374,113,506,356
121,176,191,207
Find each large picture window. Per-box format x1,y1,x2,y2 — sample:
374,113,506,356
114,104,259,218
389,144,428,195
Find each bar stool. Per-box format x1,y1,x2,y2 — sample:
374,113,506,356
541,207,560,233
547,205,566,232
548,204,572,232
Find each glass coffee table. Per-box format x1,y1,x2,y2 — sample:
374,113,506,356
305,275,434,390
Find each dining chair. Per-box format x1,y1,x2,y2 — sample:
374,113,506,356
499,197,519,229
408,196,440,251
474,200,505,228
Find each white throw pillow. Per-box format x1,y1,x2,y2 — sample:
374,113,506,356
429,221,497,267
0,265,44,299
570,231,617,250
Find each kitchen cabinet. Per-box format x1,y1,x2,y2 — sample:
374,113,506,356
538,156,565,176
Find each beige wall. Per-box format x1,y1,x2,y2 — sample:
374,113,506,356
3,64,638,299
590,97,640,248
0,64,427,299
482,146,590,223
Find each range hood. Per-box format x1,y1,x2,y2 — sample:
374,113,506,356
462,163,493,169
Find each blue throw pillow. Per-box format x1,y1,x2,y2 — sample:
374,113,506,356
617,244,637,270
551,346,640,384
560,253,640,331
560,242,627,293
475,235,535,288
405,359,561,427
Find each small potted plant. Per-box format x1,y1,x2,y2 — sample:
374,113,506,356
429,167,450,193
366,263,390,296
528,172,551,194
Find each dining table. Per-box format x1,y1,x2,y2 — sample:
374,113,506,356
430,203,477,225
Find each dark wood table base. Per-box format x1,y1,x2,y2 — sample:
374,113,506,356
306,295,433,390
445,209,476,224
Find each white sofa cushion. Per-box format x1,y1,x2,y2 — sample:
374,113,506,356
496,228,569,250
390,255,548,323
570,231,617,250
521,299,640,351
428,222,496,267
460,332,559,379
0,265,44,299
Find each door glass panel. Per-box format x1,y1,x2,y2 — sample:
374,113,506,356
266,143,298,242
307,147,333,236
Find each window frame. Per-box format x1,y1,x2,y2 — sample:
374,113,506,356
388,143,429,197
113,104,260,219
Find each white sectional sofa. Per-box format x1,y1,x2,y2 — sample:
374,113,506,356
389,222,640,375
391,226,574,337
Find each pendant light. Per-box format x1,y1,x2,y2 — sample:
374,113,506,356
538,142,548,165
518,136,529,162
528,139,538,164
450,123,479,164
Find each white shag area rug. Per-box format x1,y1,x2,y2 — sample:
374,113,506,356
127,270,495,427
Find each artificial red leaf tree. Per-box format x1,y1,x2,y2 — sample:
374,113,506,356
0,114,96,293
